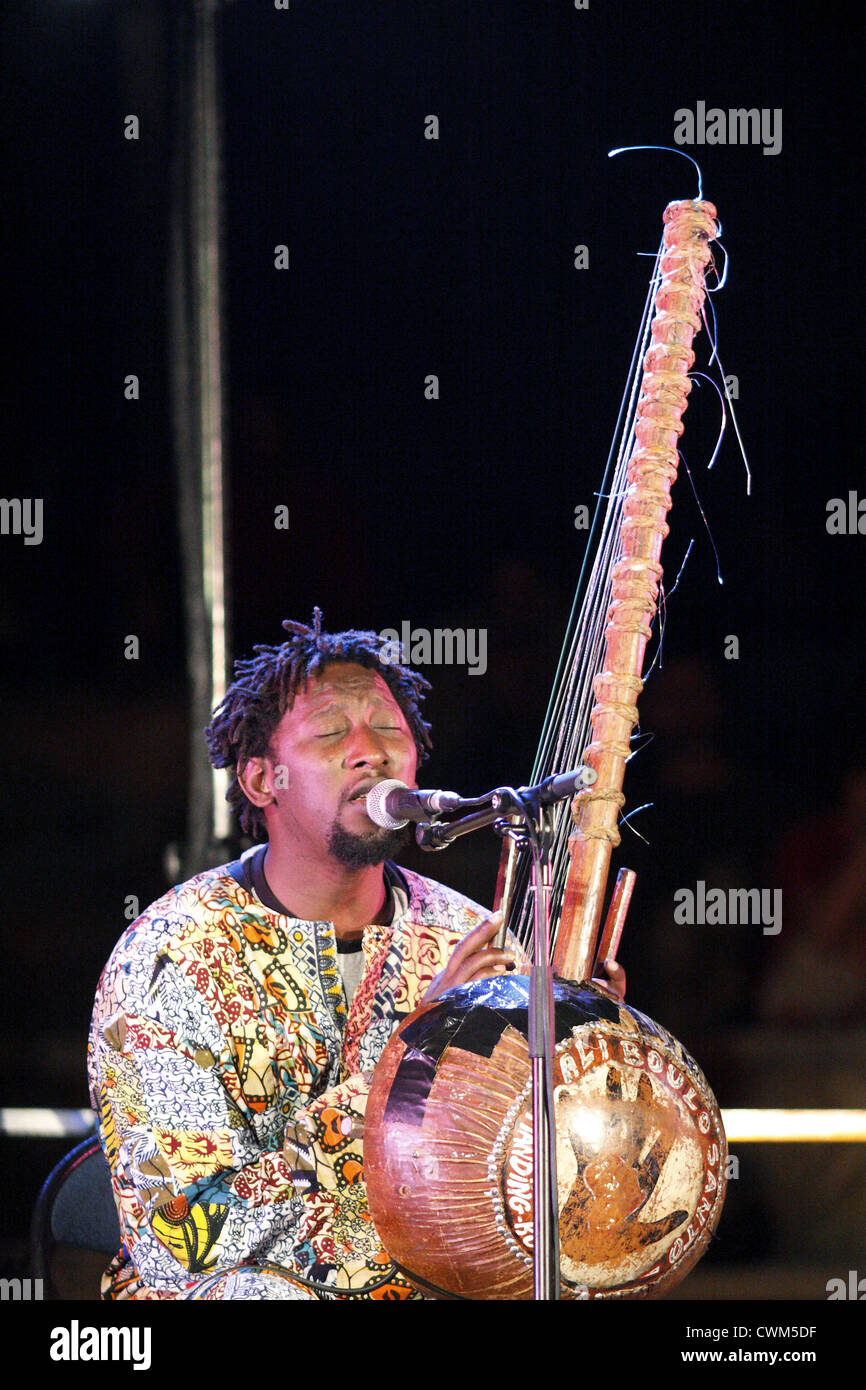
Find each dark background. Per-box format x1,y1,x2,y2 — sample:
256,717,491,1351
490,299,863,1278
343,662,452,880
2,0,864,1295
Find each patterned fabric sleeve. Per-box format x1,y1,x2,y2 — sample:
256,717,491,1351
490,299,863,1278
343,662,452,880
92,955,310,1297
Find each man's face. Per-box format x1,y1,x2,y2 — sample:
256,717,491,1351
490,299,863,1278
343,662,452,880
260,662,419,866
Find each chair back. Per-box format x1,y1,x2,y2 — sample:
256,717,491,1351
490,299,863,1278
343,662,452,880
30,1133,119,1298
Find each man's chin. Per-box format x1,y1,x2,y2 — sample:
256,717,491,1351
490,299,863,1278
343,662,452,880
327,820,409,868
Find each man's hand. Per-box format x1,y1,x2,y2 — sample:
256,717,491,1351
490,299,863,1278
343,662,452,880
423,911,515,1004
422,916,627,1007
592,957,627,1002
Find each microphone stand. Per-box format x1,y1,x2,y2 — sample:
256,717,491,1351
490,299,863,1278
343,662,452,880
416,787,561,1301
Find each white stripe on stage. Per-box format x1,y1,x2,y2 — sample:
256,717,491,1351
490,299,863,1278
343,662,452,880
1,1106,866,1141
0,1108,94,1138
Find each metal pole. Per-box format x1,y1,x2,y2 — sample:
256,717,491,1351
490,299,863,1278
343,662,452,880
191,0,230,844
168,0,231,876
529,837,560,1299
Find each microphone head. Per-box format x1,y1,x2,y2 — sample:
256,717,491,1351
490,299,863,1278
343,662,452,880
365,778,411,829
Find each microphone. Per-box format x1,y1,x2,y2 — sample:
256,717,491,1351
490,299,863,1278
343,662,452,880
365,779,464,829
488,767,596,813
525,766,597,805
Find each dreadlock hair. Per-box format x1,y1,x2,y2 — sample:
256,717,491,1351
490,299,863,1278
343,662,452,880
204,608,433,840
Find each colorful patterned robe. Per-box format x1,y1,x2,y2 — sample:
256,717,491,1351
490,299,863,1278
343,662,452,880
88,862,497,1300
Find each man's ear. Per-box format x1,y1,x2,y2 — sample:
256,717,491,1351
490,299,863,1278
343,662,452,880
236,757,275,809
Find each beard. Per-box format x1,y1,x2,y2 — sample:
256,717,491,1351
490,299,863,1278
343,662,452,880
327,817,410,868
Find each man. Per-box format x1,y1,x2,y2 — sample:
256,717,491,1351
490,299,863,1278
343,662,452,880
89,610,624,1300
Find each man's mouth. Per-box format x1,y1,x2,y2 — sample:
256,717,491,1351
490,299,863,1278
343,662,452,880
346,780,381,805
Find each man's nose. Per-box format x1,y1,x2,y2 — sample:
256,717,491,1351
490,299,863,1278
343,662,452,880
345,725,389,766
